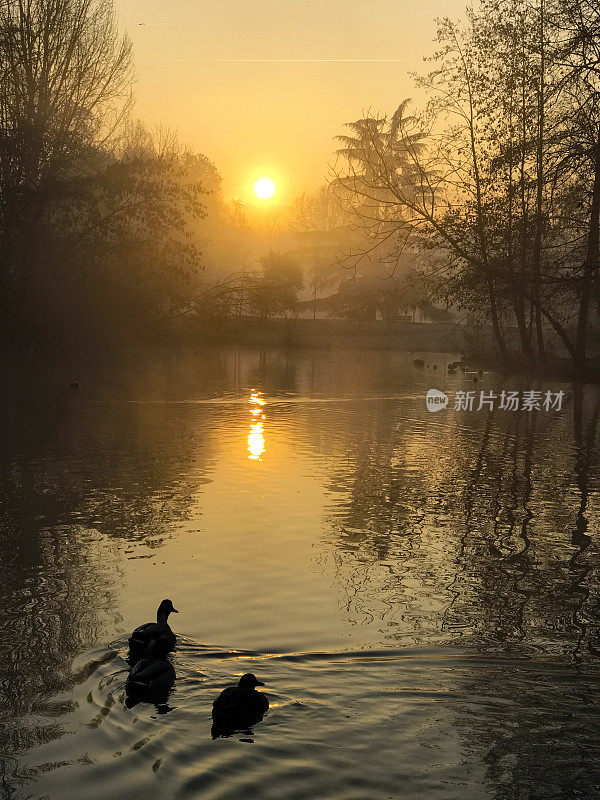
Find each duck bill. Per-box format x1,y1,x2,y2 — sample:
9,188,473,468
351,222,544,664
256,680,265,686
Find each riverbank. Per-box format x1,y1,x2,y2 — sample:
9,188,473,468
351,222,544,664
2,315,597,382
168,316,506,353
165,317,598,381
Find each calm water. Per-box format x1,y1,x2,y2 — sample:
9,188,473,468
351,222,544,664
1,347,599,800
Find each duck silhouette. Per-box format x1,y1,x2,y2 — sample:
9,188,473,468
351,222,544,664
128,599,178,659
126,638,175,693
211,673,269,738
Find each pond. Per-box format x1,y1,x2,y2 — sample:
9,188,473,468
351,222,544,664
1,347,599,800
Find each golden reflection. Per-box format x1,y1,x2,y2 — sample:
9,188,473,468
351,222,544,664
248,390,266,461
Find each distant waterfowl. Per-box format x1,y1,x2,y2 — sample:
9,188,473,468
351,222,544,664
68,381,81,389
126,638,175,695
211,673,269,738
128,599,178,657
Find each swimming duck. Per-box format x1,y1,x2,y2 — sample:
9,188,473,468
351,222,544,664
211,673,269,737
126,638,175,695
128,599,178,657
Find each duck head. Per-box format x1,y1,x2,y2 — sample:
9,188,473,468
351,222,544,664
157,598,178,622
238,673,265,690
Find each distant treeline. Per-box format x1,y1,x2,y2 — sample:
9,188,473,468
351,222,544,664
0,0,428,350
0,0,599,376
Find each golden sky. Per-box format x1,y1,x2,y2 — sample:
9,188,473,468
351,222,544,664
115,0,464,204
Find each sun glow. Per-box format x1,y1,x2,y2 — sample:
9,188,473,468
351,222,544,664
254,177,276,199
247,390,266,461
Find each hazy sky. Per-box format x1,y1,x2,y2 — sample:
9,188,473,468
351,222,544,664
115,0,465,205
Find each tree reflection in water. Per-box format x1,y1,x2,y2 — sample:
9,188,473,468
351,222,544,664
0,355,218,797
0,349,597,800
318,379,600,799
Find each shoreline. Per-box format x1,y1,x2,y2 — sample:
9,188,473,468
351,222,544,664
1,317,597,383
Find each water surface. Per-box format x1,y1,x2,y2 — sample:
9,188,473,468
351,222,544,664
1,347,599,799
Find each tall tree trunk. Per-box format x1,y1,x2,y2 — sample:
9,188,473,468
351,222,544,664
507,44,534,363
532,0,546,361
519,34,534,359
460,48,508,358
513,289,534,359
575,127,600,377
486,276,508,357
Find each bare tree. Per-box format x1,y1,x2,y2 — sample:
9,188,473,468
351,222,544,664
332,0,600,374
0,0,133,309
556,0,600,374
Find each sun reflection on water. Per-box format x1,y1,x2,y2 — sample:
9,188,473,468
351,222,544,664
247,390,266,461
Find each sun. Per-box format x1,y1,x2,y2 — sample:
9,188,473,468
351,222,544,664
254,177,275,199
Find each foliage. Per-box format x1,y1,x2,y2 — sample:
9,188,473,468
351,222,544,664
0,0,214,344
332,0,600,373
247,252,304,319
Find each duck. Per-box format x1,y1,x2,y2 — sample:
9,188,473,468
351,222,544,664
211,673,269,737
128,599,178,658
126,638,175,696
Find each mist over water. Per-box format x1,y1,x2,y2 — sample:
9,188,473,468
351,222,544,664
0,347,599,800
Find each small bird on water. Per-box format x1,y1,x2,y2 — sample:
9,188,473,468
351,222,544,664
211,673,269,738
128,598,178,659
126,637,175,695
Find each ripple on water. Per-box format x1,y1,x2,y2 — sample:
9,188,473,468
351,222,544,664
15,640,600,800
3,353,599,800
